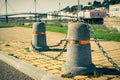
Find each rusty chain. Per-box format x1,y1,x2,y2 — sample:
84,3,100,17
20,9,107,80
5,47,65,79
86,23,120,71
49,39,66,47
31,39,68,60
54,40,68,59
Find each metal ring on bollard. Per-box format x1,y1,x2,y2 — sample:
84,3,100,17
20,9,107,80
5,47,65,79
68,40,90,44
33,32,45,35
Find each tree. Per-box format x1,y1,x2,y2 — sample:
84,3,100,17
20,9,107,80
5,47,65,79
63,6,70,11
88,2,92,6
109,0,120,5
70,5,78,12
93,1,102,8
61,0,120,12
102,0,120,9
102,0,109,9
87,2,94,10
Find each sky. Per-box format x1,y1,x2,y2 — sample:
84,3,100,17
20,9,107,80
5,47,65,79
0,0,104,15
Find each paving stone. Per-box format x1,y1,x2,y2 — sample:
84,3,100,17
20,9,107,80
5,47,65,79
40,64,52,68
90,76,108,80
57,61,64,65
111,77,120,80
63,78,73,80
48,69,61,74
47,65,60,70
74,76,87,80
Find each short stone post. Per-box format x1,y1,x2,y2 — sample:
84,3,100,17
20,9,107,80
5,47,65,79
62,21,95,75
30,22,49,51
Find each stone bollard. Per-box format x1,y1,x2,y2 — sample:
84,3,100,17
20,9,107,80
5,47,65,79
30,22,49,51
62,21,95,75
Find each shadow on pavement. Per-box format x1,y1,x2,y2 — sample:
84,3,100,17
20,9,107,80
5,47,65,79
48,48,67,52
96,68,120,75
87,68,120,78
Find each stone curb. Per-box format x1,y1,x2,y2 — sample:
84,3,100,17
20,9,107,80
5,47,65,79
0,51,63,80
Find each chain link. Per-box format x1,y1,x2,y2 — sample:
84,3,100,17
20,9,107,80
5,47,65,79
86,23,120,71
49,39,66,47
31,39,68,60
54,40,68,59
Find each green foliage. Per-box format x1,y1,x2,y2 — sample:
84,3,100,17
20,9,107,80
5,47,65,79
0,23,14,27
64,5,78,12
46,22,67,34
91,24,120,42
56,67,61,71
8,54,14,56
61,72,74,78
93,1,102,8
46,22,63,27
24,48,30,52
88,70,103,78
8,54,19,58
0,23,32,28
109,0,120,5
5,44,10,46
94,31,120,42
33,64,38,67
46,25,67,34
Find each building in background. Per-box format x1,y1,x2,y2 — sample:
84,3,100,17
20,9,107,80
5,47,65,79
104,3,120,32
83,9,106,18
109,3,120,17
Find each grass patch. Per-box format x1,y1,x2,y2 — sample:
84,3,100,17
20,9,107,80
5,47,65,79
33,64,38,67
46,22,63,27
88,70,103,78
0,23,32,28
45,22,67,34
24,48,30,52
46,25,67,34
44,66,48,69
0,23,14,27
56,67,61,71
5,44,10,46
93,30,120,42
8,54,19,59
8,53,14,56
61,72,74,78
90,24,120,42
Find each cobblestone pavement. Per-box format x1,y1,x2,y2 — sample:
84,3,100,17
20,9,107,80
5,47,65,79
0,27,120,80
